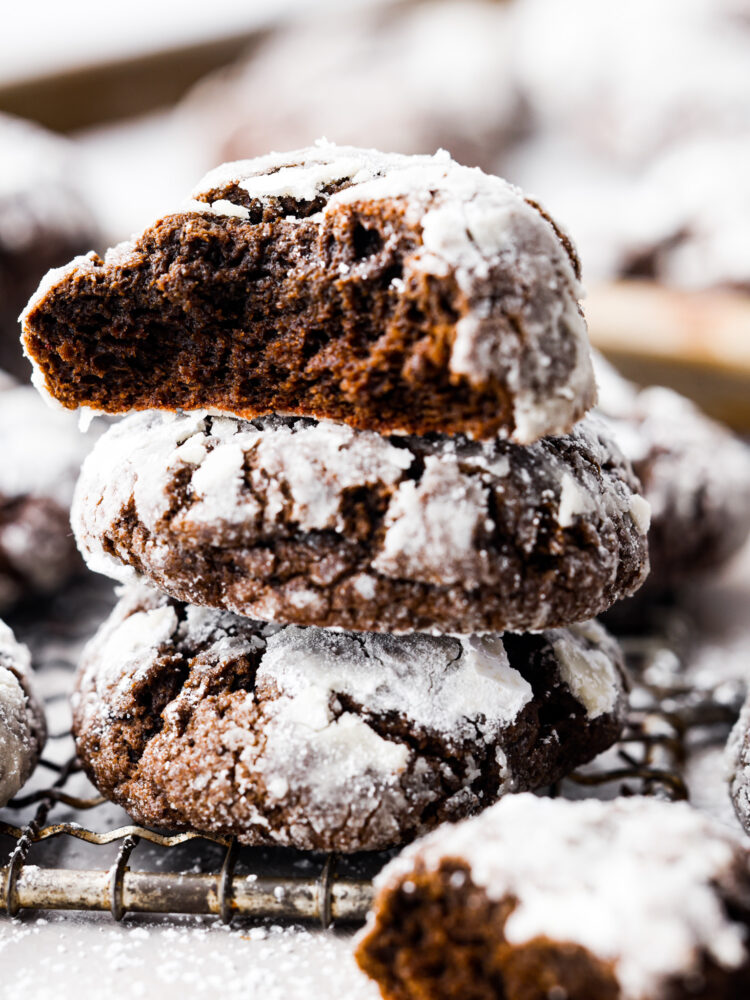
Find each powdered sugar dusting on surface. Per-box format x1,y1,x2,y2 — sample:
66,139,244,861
257,627,534,749
373,795,750,1000
0,915,380,1000
372,454,490,588
549,620,622,718
0,619,45,806
191,142,595,444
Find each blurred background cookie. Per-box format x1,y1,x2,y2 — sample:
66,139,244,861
0,112,100,379
0,374,94,611
593,352,750,591
726,689,750,837
0,618,46,806
181,1,524,172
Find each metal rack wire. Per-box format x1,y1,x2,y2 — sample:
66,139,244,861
0,583,743,928
0,755,373,926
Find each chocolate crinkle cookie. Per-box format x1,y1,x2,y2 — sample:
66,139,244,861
726,691,750,836
22,143,594,444
0,619,46,807
594,351,750,588
72,583,628,853
356,795,750,1000
0,372,93,611
71,411,649,634
0,112,99,379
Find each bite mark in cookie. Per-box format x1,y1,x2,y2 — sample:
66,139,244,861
22,144,594,443
356,795,750,1000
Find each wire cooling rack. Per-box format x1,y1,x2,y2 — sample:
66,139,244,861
0,579,744,927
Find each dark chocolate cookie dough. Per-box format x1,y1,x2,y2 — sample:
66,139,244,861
356,795,750,1000
71,411,649,634
22,144,594,443
72,584,627,853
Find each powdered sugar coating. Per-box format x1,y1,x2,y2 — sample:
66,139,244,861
0,619,46,806
369,795,750,1000
188,142,594,443
258,628,535,748
72,584,627,852
594,352,750,585
72,410,649,633
549,619,622,719
372,453,491,588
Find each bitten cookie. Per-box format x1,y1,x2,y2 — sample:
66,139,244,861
71,411,649,634
0,374,92,611
594,352,750,588
0,112,99,379
22,143,594,443
0,620,46,807
72,584,628,853
356,795,750,1000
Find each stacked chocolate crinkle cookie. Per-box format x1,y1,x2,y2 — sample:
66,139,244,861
21,144,651,854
